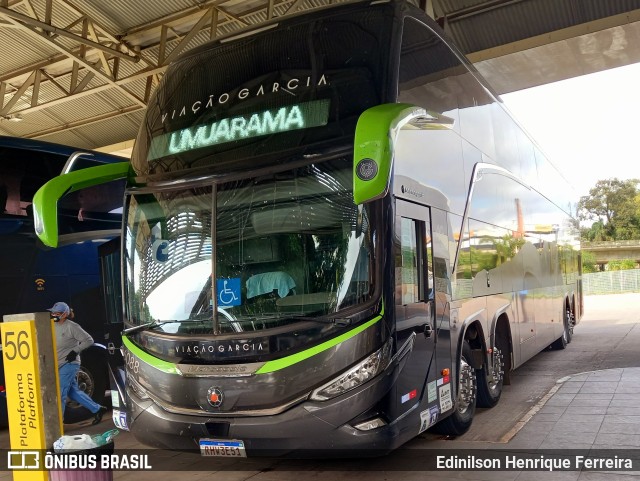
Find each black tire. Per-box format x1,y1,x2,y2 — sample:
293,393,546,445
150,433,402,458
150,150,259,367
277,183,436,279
432,342,476,436
565,308,574,344
550,308,571,350
63,355,108,424
476,337,505,408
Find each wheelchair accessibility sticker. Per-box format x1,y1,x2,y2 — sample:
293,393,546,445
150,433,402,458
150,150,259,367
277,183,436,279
152,239,170,263
217,278,241,307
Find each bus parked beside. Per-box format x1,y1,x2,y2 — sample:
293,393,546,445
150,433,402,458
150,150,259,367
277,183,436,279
0,136,124,425
32,0,581,455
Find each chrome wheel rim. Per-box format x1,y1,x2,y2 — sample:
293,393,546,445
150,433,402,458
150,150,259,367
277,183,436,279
488,347,504,392
458,359,476,415
563,310,570,342
67,367,95,409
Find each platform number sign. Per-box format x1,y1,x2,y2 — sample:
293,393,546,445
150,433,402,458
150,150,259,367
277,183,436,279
2,319,50,481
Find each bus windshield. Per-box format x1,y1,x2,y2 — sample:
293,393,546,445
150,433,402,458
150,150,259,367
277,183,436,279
132,6,391,175
124,158,374,333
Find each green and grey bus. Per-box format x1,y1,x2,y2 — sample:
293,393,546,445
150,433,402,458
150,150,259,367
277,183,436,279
33,0,582,456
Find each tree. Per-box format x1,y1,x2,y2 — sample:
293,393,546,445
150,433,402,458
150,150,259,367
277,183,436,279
578,178,640,241
581,251,598,273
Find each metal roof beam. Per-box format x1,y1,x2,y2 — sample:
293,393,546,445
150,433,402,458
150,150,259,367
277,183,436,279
26,105,143,139
0,49,90,83
86,20,113,77
0,70,35,116
0,13,146,108
40,69,69,95
283,0,305,16
123,0,254,37
0,6,137,61
53,0,140,58
161,8,213,66
216,5,249,27
438,0,525,23
210,8,219,40
1,0,345,138
0,0,300,90
9,83,113,115
5,64,168,116
267,0,275,20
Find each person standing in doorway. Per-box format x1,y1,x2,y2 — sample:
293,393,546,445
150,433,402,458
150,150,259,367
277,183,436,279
48,301,107,425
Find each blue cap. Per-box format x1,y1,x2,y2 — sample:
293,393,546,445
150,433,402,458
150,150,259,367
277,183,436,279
47,301,70,315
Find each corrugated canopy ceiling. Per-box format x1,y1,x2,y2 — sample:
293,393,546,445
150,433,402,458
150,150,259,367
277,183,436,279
1,0,640,151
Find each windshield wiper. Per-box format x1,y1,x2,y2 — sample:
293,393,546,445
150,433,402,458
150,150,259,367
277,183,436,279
279,314,352,327
122,319,209,335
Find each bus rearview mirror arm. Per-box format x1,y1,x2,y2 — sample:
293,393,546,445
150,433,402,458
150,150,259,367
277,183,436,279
32,161,131,248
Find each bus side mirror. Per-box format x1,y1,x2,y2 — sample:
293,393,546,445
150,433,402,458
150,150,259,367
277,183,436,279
32,162,130,247
353,103,454,205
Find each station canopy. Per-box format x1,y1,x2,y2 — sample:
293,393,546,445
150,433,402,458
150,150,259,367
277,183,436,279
2,0,640,151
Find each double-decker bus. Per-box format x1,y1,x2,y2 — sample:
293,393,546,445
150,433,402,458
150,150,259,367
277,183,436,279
0,136,124,426
32,0,582,455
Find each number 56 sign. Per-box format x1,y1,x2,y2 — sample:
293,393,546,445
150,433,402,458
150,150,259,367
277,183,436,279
2,312,63,481
3,328,32,361
2,321,46,450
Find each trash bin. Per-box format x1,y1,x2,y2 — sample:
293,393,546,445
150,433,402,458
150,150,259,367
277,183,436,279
48,438,115,481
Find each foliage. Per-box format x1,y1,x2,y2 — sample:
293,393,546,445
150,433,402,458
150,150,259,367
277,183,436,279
607,259,637,271
456,235,526,278
492,234,526,264
578,178,640,241
581,251,598,273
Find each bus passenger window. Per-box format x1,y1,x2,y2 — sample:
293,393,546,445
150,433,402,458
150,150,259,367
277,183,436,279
397,217,420,305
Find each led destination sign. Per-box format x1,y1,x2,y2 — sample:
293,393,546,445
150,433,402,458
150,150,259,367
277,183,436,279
148,99,330,160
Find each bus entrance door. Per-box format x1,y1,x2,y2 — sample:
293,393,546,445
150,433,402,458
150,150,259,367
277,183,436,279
98,236,126,430
393,200,440,424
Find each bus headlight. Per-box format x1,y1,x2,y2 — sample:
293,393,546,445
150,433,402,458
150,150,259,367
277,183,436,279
310,340,392,401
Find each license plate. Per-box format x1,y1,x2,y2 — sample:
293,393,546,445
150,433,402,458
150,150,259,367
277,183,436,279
199,439,246,457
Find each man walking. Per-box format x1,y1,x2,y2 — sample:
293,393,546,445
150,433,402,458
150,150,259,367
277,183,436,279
48,301,107,425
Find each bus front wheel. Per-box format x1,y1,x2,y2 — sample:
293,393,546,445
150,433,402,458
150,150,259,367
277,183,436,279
63,354,108,424
432,342,476,436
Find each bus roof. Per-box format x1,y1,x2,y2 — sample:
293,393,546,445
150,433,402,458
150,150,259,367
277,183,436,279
0,135,125,164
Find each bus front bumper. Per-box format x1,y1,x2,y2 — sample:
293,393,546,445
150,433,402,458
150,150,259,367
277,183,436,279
126,367,403,456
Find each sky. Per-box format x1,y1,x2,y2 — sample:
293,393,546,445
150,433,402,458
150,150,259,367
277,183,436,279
501,61,640,199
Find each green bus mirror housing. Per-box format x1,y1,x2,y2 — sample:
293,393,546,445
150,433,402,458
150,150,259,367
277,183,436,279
353,103,454,205
33,161,131,247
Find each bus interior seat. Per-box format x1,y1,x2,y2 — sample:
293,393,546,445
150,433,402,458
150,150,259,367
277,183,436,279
246,271,296,299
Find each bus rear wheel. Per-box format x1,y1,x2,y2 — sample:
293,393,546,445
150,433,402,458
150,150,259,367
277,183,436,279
476,345,504,408
565,308,574,344
551,308,571,350
433,342,476,436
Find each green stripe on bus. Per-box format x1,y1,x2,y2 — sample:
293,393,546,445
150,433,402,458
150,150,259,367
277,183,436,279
122,336,179,374
256,314,382,374
122,307,383,376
